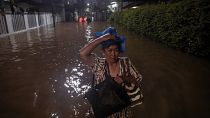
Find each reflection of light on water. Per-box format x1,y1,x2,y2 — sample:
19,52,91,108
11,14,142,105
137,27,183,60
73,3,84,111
9,35,19,52
64,65,91,97
62,64,91,117
72,68,77,72
51,84,56,93
50,60,91,117
73,108,79,116
27,31,33,47
50,112,59,118
37,28,42,41
11,56,24,62
14,58,23,62
64,76,81,92
77,72,83,76
33,90,39,107
85,25,94,42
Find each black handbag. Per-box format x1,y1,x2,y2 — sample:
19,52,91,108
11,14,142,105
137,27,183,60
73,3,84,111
84,66,131,118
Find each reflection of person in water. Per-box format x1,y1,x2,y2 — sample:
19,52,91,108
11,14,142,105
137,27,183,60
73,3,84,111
80,27,143,117
87,17,92,23
79,17,83,23
83,16,87,23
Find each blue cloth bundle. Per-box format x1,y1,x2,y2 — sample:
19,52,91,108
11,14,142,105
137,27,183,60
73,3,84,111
95,27,126,53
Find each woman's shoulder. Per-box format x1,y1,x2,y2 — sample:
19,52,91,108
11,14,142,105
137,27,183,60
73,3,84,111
119,57,129,60
119,57,131,66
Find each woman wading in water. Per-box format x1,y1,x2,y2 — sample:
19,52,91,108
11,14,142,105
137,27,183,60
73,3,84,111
80,27,143,118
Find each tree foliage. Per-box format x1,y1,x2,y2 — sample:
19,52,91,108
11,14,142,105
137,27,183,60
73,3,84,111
111,0,210,57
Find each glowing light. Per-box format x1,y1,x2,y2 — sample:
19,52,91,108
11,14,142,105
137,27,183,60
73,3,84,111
108,2,118,12
132,6,138,9
111,2,117,4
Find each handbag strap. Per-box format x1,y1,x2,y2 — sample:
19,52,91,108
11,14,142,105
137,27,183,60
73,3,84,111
104,61,112,78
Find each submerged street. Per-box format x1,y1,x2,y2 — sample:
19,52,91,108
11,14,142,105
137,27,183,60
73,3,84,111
0,22,210,118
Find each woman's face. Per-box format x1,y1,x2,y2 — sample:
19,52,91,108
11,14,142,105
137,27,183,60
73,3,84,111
103,44,120,63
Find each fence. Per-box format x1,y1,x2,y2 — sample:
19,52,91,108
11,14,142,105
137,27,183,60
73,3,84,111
27,14,37,28
0,12,63,37
38,13,45,26
0,15,8,35
12,14,26,32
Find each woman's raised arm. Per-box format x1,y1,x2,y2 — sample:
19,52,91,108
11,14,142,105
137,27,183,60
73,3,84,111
79,33,115,66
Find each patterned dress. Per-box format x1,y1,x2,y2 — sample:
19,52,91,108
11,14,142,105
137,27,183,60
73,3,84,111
90,56,143,118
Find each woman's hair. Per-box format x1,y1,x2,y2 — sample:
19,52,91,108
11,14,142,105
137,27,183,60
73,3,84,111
101,39,121,52
95,27,126,53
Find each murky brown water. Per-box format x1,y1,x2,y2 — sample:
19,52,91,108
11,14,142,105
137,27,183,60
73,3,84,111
0,22,210,118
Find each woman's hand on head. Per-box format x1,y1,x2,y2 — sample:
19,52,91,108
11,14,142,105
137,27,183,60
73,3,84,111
101,33,116,41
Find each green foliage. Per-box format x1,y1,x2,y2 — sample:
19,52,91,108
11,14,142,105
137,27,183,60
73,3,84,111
111,0,210,57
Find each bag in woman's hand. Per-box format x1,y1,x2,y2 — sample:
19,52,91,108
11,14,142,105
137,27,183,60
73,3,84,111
84,74,131,118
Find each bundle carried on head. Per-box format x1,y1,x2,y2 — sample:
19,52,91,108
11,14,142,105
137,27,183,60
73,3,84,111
95,27,126,53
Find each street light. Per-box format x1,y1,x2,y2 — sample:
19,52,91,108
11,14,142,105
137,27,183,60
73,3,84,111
132,6,138,9
108,2,118,12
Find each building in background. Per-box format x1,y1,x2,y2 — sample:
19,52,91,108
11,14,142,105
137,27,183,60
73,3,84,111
0,0,65,36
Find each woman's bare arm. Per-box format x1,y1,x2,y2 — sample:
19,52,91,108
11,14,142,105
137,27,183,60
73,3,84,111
79,33,115,66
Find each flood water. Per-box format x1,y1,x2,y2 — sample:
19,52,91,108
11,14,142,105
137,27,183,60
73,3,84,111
0,22,210,118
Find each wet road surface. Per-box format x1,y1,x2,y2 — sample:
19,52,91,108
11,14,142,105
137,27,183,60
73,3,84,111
0,22,210,118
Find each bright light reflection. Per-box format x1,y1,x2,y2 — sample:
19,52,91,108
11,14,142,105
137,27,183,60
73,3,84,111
72,68,77,72
50,112,59,118
77,72,83,76
64,67,91,97
9,35,19,52
33,91,38,107
85,25,94,42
